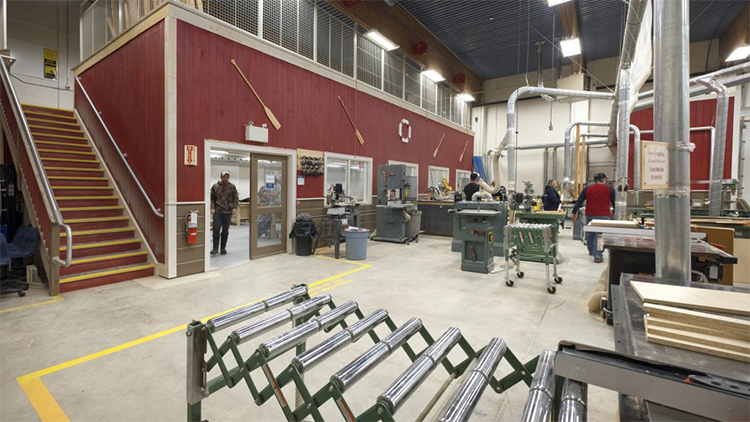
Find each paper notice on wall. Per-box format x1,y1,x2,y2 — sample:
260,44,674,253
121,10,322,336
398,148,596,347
43,48,57,80
297,175,305,185
641,141,669,190
265,173,275,189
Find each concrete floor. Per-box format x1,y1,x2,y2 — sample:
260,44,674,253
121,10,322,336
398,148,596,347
0,227,617,421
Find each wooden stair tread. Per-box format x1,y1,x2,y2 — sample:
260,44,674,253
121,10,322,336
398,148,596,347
35,140,91,148
61,239,141,251
61,227,134,237
65,216,129,223
60,264,155,284
26,117,80,127
21,104,74,114
29,125,83,133
38,149,96,156
42,157,99,163
45,167,101,172
48,176,107,180
56,196,118,200
52,186,111,190
23,110,78,121
70,251,148,265
59,205,123,211
31,132,86,141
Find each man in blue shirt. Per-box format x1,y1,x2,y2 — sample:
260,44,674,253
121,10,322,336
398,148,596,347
542,179,561,211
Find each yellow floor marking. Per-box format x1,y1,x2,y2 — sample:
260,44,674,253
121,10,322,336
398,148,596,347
17,257,372,421
0,295,63,314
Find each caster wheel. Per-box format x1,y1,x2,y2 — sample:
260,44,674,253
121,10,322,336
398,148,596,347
506,280,514,287
547,286,557,294
18,291,25,297
554,276,563,284
516,271,524,278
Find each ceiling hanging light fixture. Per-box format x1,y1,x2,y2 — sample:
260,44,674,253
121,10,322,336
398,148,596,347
548,0,572,6
422,69,445,82
458,94,475,102
365,30,399,51
726,45,750,62
560,38,582,57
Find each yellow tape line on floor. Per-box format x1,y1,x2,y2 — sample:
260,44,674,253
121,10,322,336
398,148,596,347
0,295,63,314
16,257,370,422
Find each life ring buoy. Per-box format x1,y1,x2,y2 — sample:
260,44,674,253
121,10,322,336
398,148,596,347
399,119,411,143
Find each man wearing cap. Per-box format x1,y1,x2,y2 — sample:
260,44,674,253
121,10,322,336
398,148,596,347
572,173,615,263
542,179,561,211
211,170,239,255
463,172,481,200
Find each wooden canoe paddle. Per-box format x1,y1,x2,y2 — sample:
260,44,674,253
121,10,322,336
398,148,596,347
459,140,469,162
338,96,365,145
433,133,445,158
230,59,281,130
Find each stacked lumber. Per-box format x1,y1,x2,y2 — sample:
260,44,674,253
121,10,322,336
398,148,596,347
632,281,750,363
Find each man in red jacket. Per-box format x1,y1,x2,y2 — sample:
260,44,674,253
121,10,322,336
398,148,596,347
572,173,616,263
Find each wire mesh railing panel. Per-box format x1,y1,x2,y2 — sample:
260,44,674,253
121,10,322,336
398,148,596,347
280,0,297,52
383,50,403,99
404,57,421,108
422,75,436,114
298,0,314,60
91,1,108,54
81,7,94,59
263,0,281,45
357,34,382,89
436,84,451,121
239,0,260,36
316,12,331,67
122,0,139,31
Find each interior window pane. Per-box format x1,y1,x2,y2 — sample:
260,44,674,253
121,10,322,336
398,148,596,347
348,160,367,202
327,158,347,193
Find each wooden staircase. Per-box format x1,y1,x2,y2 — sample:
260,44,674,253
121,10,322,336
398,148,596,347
22,104,155,292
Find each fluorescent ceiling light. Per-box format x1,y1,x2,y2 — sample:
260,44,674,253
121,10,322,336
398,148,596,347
212,150,228,154
365,30,399,51
726,45,750,62
458,93,475,102
548,0,572,6
560,38,581,57
422,69,445,83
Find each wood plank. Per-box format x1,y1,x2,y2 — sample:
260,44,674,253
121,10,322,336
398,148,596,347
645,315,750,342
643,303,750,331
645,318,750,353
735,238,749,283
632,281,750,316
589,219,638,228
647,333,750,363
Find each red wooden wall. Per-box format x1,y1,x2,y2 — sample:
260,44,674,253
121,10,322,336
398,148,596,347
175,21,473,201
76,22,166,261
629,98,734,191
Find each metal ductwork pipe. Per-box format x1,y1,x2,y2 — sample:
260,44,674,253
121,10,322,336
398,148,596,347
504,88,614,193
635,71,750,111
473,149,503,200
695,78,729,217
606,0,650,146
615,70,633,220
631,125,642,204
654,0,691,284
637,61,750,102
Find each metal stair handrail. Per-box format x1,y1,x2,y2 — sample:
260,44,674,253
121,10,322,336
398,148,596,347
0,56,72,267
75,76,164,218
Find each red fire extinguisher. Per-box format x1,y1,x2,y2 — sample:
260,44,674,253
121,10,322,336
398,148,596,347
186,211,198,245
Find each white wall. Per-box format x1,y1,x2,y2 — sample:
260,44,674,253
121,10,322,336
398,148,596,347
210,160,252,200
6,0,80,109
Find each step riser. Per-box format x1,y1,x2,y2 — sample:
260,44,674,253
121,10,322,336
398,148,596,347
49,179,109,187
64,231,134,245
60,255,148,276
39,151,96,160
32,134,88,144
67,220,129,231
30,127,83,136
36,143,92,153
43,159,100,169
25,113,78,124
59,268,154,293
52,188,113,196
22,106,74,118
60,242,141,259
56,199,119,207
46,169,105,178
28,120,80,130
61,209,124,219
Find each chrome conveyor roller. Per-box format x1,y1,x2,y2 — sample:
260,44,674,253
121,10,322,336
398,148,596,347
558,378,587,422
521,349,556,422
207,285,308,332
436,338,507,422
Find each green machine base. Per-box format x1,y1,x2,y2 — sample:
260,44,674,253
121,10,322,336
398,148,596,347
515,212,565,264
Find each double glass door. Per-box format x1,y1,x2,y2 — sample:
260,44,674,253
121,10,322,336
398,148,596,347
250,154,288,258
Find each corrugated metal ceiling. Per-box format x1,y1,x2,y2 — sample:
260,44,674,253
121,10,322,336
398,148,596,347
398,0,747,81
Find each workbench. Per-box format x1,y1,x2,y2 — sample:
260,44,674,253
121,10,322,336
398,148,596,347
417,200,454,236
602,234,738,324
611,274,750,420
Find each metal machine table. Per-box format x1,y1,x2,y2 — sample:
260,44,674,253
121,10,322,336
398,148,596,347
601,234,738,324
612,274,750,420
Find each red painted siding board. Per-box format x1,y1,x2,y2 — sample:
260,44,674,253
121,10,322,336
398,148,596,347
176,21,473,202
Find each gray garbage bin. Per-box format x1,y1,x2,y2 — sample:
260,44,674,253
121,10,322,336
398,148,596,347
344,228,369,260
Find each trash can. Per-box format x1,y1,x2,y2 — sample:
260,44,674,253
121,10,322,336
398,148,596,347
344,228,369,260
289,213,318,256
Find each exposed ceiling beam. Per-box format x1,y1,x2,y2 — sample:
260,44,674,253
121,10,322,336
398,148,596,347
719,2,749,64
325,0,482,95
557,0,584,73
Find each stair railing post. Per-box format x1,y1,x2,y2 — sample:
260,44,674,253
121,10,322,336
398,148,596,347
48,223,60,296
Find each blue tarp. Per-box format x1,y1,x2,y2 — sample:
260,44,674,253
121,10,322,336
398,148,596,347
472,156,487,181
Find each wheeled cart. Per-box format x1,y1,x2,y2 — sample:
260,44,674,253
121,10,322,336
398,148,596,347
504,223,563,294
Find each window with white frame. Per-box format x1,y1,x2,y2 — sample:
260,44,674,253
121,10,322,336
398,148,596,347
428,166,450,189
456,169,472,191
388,160,419,190
324,153,373,204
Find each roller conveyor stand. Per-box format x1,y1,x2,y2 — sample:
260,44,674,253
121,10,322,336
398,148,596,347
503,223,563,294
186,286,543,422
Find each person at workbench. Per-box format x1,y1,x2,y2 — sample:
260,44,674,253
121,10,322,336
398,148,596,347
463,172,481,201
542,179,561,211
572,173,615,263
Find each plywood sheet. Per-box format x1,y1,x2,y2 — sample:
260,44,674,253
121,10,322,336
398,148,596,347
643,303,750,332
632,281,750,316
735,238,749,283
647,333,750,363
645,315,750,342
588,219,638,228
646,319,750,353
